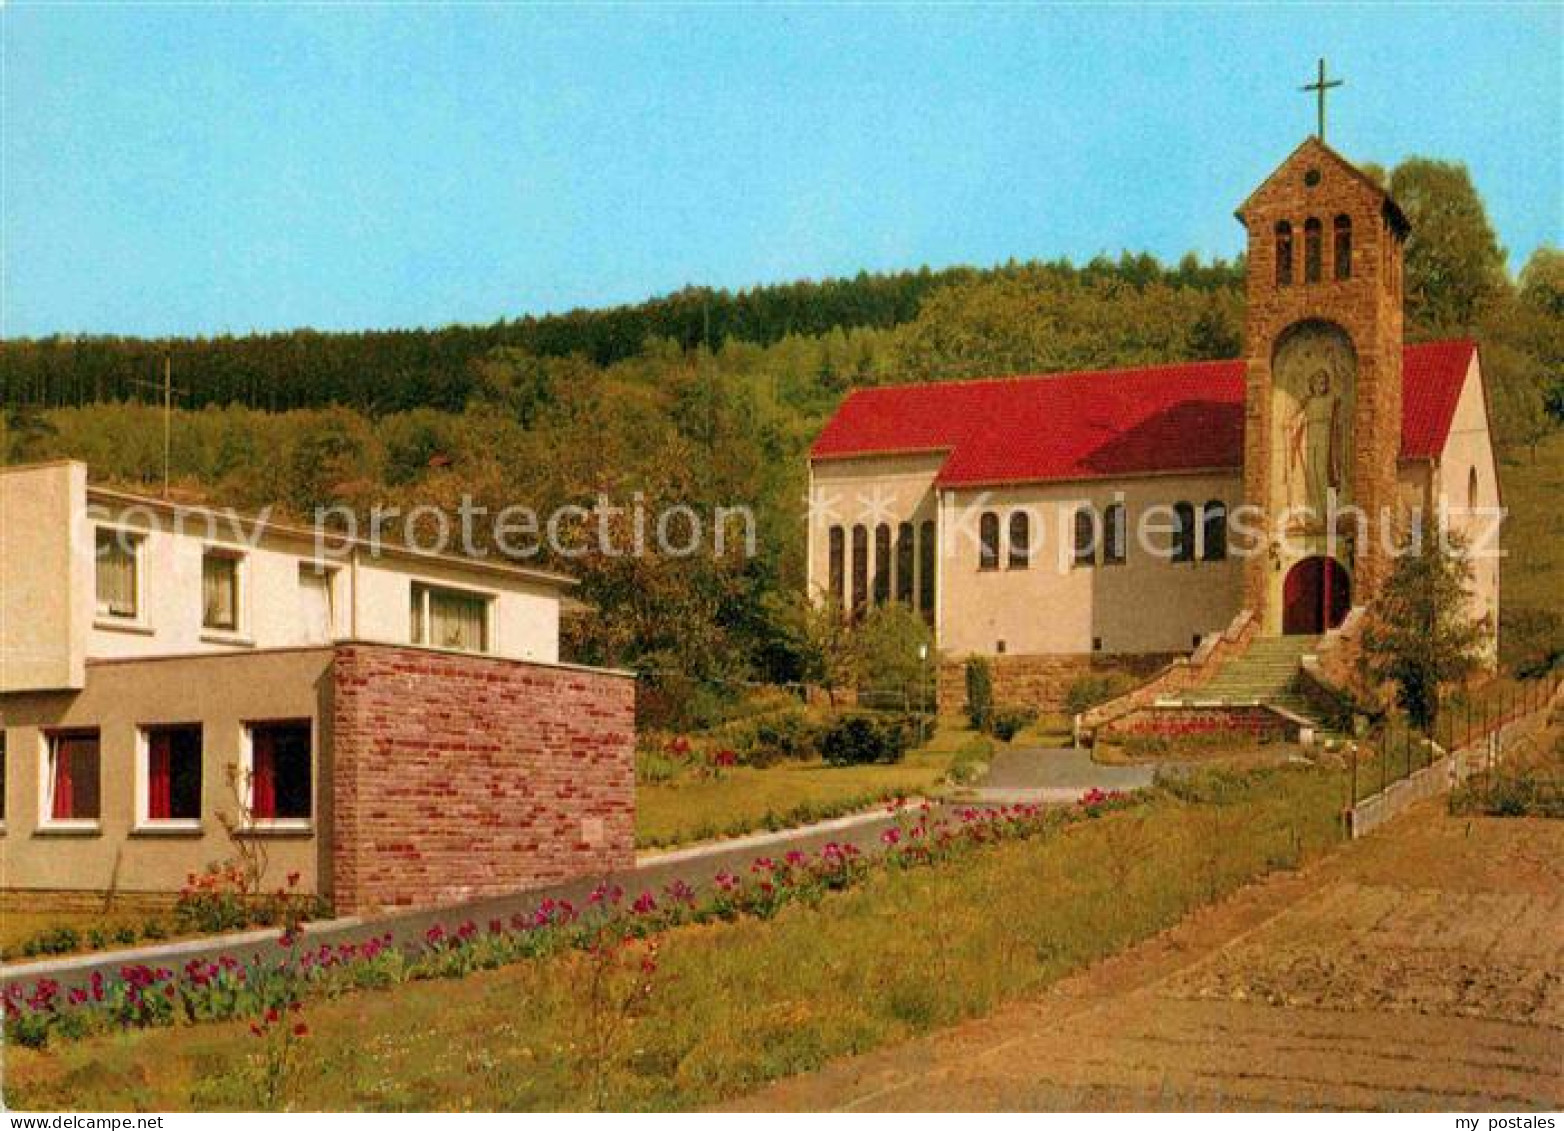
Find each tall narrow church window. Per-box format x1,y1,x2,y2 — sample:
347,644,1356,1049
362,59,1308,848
873,523,892,604
1333,215,1352,280
1172,502,1196,563
895,522,914,605
1468,467,1479,510
1103,503,1126,565
850,525,868,613
978,512,1000,571
827,526,845,608
1007,512,1031,569
1303,218,1323,283
918,519,936,622
1072,507,1098,568
1201,500,1227,561
1274,221,1294,285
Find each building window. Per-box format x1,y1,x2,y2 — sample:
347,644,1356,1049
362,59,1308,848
918,520,936,622
978,512,1000,571
45,730,100,824
142,725,202,825
246,721,312,823
1007,512,1031,569
1172,502,1197,563
850,525,869,613
298,565,336,644
827,526,845,608
895,522,914,605
873,524,892,605
202,550,242,632
1274,221,1294,285
1333,215,1352,280
411,582,490,653
1303,218,1323,283
1073,507,1098,568
1103,503,1127,565
1201,500,1228,561
1468,467,1479,510
1,730,7,824
95,528,140,620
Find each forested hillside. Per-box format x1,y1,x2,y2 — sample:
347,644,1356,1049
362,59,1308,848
4,157,1560,709
0,255,1241,413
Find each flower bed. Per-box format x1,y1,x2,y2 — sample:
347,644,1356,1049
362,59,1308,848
6,791,1133,1051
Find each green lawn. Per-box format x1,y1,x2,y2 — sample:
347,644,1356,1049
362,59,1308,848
1497,430,1564,663
635,748,958,849
7,764,1348,1111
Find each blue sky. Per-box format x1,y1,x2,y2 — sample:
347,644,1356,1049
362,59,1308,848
4,4,1560,338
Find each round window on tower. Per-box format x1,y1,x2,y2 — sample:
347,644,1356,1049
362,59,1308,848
1303,167,1322,187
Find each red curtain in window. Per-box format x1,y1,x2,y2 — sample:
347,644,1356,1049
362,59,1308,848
148,732,172,820
51,743,75,819
251,731,276,819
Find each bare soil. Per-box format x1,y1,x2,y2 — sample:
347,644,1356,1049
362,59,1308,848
730,804,1564,1111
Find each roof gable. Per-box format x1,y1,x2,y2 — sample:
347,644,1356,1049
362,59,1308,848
810,340,1476,487
1236,136,1409,235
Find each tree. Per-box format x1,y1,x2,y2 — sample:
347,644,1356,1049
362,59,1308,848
1484,342,1553,461
852,603,934,708
1358,531,1487,731
763,592,859,706
1390,158,1509,334
1518,245,1564,319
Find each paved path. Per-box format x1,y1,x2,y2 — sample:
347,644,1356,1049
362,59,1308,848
963,746,1159,803
728,801,1564,1111
1,804,918,991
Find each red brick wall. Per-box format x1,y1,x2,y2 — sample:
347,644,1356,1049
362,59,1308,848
329,642,636,914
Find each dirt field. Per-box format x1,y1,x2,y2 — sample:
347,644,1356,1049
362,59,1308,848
733,805,1564,1111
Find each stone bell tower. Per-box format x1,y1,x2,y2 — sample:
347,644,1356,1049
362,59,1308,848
1234,136,1409,636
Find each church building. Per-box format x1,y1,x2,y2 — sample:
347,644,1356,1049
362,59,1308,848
806,136,1501,726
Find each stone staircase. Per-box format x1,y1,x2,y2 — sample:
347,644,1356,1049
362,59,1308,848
1173,634,1323,720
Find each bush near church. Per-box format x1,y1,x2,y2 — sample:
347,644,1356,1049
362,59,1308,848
819,713,917,766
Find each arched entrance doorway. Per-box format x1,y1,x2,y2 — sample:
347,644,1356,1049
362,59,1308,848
1282,556,1350,635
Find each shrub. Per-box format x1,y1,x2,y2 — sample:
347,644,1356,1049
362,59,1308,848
635,750,678,785
990,706,1038,742
965,657,994,732
819,714,913,766
744,711,823,767
1064,673,1134,716
20,926,80,958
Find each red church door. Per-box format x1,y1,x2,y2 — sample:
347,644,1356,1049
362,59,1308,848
1283,556,1350,635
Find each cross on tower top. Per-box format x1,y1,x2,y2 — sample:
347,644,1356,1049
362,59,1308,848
1300,57,1344,142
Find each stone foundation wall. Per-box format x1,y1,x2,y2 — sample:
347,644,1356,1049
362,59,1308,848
937,652,1177,717
1100,703,1300,743
330,642,636,915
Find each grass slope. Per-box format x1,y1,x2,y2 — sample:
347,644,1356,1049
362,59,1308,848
7,765,1347,1111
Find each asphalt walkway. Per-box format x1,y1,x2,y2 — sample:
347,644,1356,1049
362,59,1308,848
1,803,917,991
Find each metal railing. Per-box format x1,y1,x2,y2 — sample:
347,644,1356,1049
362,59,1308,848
1348,670,1562,806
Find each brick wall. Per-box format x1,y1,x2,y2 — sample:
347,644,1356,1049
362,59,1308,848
329,642,636,915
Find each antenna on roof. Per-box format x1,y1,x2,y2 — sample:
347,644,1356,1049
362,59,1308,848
129,353,187,499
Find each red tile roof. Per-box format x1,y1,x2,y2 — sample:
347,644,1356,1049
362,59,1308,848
810,340,1476,487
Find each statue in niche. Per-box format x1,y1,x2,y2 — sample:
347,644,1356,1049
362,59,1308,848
1274,323,1354,525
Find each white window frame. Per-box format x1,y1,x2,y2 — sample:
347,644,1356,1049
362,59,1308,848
239,719,315,834
410,580,496,655
297,563,340,645
134,724,204,834
39,729,102,833
200,545,251,643
93,526,148,631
